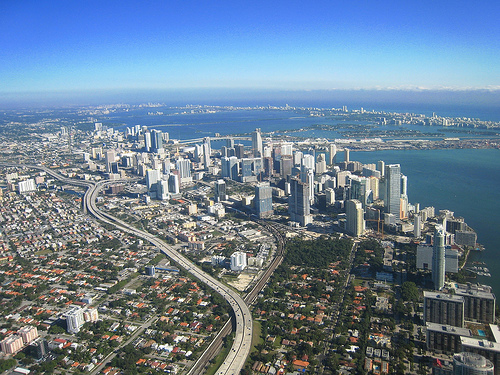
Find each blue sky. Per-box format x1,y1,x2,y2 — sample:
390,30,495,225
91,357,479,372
1,0,499,95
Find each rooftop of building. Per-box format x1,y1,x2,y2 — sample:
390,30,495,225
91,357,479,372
461,337,500,353
423,291,464,302
426,322,471,336
453,283,496,300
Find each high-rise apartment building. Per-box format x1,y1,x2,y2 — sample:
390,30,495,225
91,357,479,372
454,283,496,324
18,326,38,345
18,179,36,194
230,251,247,271
384,164,401,218
202,137,211,168
0,335,24,354
300,167,314,203
64,306,85,334
346,199,365,237
426,322,471,354
424,291,465,327
146,169,162,191
316,153,327,174
460,338,500,375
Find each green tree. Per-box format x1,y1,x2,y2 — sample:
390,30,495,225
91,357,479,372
401,281,419,302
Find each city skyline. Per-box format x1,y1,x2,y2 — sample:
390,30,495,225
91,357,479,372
1,0,499,104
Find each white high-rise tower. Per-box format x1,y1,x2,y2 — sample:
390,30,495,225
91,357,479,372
251,128,263,158
432,225,446,290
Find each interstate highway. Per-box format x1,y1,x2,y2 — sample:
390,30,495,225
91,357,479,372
84,180,253,375
7,164,254,375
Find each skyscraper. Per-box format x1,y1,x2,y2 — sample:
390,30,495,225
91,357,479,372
255,183,273,218
214,179,227,202
241,158,254,179
346,199,365,237
315,153,327,174
202,137,211,168
414,214,422,238
300,167,314,203
145,169,162,191
301,154,315,171
348,175,371,207
280,156,293,178
377,160,385,177
168,173,180,195
384,164,401,218
325,188,335,205
289,177,312,226
344,148,350,163
144,131,152,152
151,129,163,153
433,225,446,290
105,150,116,173
251,128,263,157
222,156,239,180
235,144,245,159
175,158,192,183
329,143,337,165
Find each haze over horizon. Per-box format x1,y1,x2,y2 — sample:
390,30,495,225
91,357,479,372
1,0,499,107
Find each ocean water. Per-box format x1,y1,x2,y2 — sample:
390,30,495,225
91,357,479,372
110,108,499,141
353,149,500,295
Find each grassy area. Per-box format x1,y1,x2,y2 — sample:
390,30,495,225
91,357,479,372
352,278,364,287
35,249,53,256
251,320,263,351
148,252,166,266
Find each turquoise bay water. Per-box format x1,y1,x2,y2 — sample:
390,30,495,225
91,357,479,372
354,149,500,295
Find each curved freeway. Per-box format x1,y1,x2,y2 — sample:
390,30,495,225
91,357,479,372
4,163,253,375
5,163,288,374
84,180,253,375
